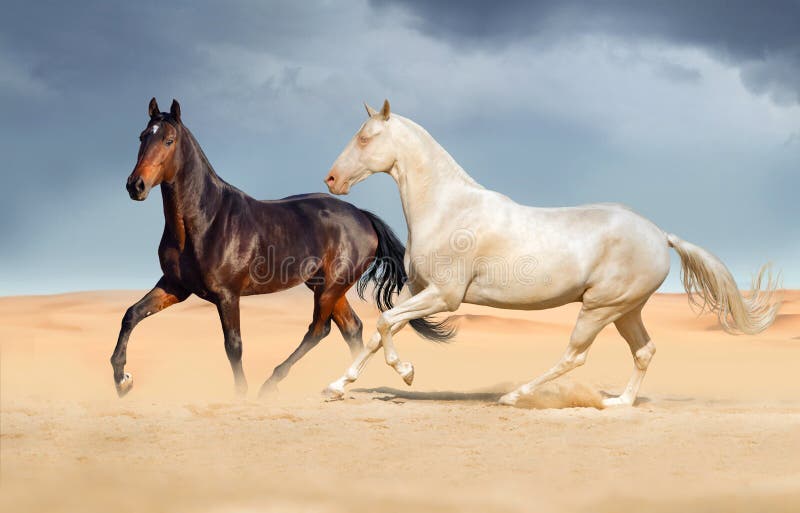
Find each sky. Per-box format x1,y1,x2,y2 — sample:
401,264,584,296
0,0,798,295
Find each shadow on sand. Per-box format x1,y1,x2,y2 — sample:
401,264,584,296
353,381,613,410
353,386,505,403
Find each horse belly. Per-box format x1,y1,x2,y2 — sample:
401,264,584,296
462,255,587,310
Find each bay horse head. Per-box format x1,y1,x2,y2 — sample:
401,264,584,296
126,98,183,201
325,99,396,195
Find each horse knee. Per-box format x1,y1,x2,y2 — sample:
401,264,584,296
224,334,243,360
633,341,656,370
365,332,382,351
121,307,140,331
563,347,588,369
376,314,391,335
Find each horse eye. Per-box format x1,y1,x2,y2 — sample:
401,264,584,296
359,136,369,144
165,139,174,146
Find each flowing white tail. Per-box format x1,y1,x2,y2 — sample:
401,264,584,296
667,234,780,335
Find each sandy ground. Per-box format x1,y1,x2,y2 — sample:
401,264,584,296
1,288,799,512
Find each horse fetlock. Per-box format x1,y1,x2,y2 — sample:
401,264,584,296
234,378,249,397
498,391,520,406
258,379,278,397
385,352,399,367
110,354,126,370
396,361,415,386
323,381,346,401
115,373,134,397
602,395,634,408
634,341,656,370
344,368,359,382
271,364,290,381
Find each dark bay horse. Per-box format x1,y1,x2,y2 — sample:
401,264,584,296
110,98,438,398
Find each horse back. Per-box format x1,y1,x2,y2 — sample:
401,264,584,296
238,192,379,293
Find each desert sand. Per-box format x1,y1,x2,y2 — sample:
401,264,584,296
1,288,799,512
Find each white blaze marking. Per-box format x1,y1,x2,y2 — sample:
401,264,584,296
151,125,160,134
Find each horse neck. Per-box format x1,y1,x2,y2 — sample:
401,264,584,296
391,117,483,231
160,128,228,248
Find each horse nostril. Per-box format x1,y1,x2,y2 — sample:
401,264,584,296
135,178,145,194
326,175,335,185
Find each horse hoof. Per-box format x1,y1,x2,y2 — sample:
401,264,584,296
234,382,249,398
116,373,133,398
397,362,415,386
601,396,631,408
498,392,518,406
258,381,278,398
322,384,345,401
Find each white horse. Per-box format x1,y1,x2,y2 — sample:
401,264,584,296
323,100,780,407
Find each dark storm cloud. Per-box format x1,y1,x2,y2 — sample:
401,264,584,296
0,1,341,99
373,0,800,104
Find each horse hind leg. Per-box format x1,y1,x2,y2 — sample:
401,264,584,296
499,305,620,406
602,306,656,408
258,286,336,397
331,296,364,358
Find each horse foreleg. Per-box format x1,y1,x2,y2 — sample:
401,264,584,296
324,287,449,400
323,288,410,399
323,328,393,400
380,287,450,385
330,296,365,358
216,294,248,397
110,277,188,397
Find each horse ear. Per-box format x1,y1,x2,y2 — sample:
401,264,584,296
148,97,160,118
380,99,390,121
170,99,181,123
364,102,378,117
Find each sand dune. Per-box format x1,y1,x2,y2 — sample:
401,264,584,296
2,289,799,512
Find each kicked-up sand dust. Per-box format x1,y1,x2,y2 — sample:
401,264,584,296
2,288,799,512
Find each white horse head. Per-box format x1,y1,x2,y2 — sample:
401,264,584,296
325,99,397,194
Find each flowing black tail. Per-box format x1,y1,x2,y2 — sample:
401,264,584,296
357,210,456,342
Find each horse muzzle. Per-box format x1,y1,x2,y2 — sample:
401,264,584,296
126,175,151,201
324,170,350,195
